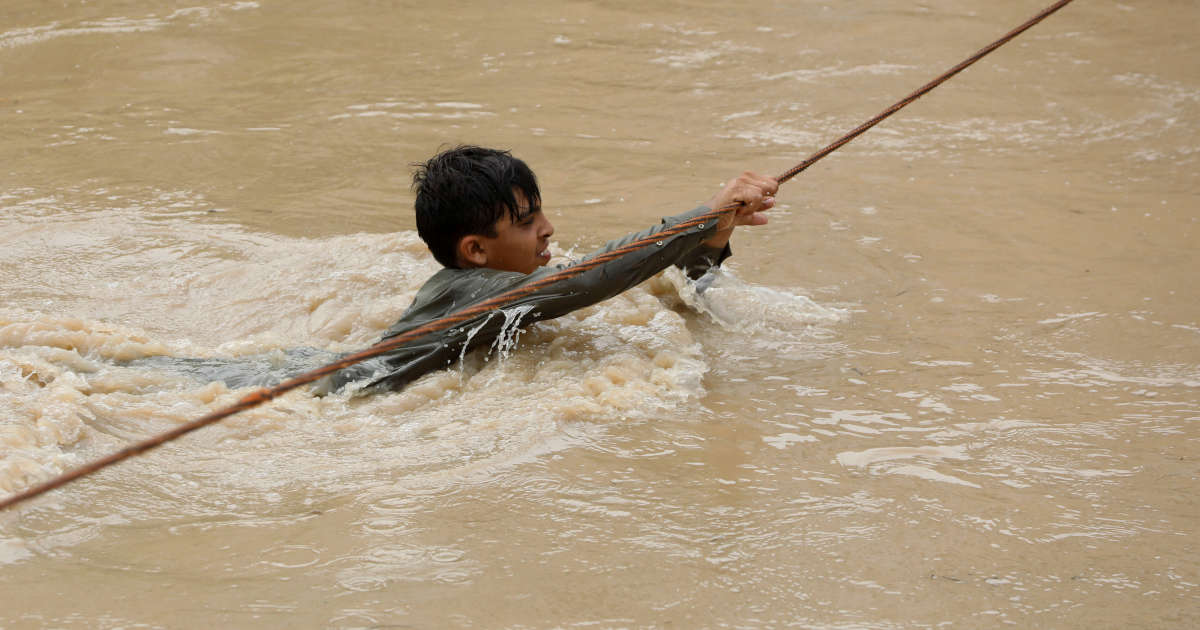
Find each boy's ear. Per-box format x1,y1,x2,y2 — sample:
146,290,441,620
456,235,488,268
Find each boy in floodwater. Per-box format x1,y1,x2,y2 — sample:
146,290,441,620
314,145,778,395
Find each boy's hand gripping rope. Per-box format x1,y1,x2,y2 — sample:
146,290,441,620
0,0,1077,511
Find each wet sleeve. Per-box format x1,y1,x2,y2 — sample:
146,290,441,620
675,241,731,280
523,203,727,304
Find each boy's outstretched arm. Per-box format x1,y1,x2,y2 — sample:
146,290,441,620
701,172,779,251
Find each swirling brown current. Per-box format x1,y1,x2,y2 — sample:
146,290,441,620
1,0,1197,627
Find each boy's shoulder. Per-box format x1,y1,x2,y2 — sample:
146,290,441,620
386,266,530,338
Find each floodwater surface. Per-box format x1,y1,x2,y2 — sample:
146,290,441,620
1,0,1197,627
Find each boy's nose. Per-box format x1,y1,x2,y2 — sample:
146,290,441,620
539,215,555,238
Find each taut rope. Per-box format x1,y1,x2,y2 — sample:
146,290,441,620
0,0,1077,511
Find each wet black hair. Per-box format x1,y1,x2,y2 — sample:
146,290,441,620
413,145,542,268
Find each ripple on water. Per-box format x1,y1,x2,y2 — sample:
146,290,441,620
257,543,322,570
836,444,978,488
335,544,474,592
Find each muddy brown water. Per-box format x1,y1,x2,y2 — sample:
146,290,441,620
1,1,1197,627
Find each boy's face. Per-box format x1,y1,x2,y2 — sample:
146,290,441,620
472,191,555,274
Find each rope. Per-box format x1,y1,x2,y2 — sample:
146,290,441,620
0,0,1077,511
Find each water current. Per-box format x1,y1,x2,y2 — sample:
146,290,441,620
1,1,1197,627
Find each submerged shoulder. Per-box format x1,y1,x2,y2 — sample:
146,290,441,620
407,266,529,316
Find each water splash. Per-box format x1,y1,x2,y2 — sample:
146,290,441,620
669,267,846,332
456,311,496,381
488,304,537,362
